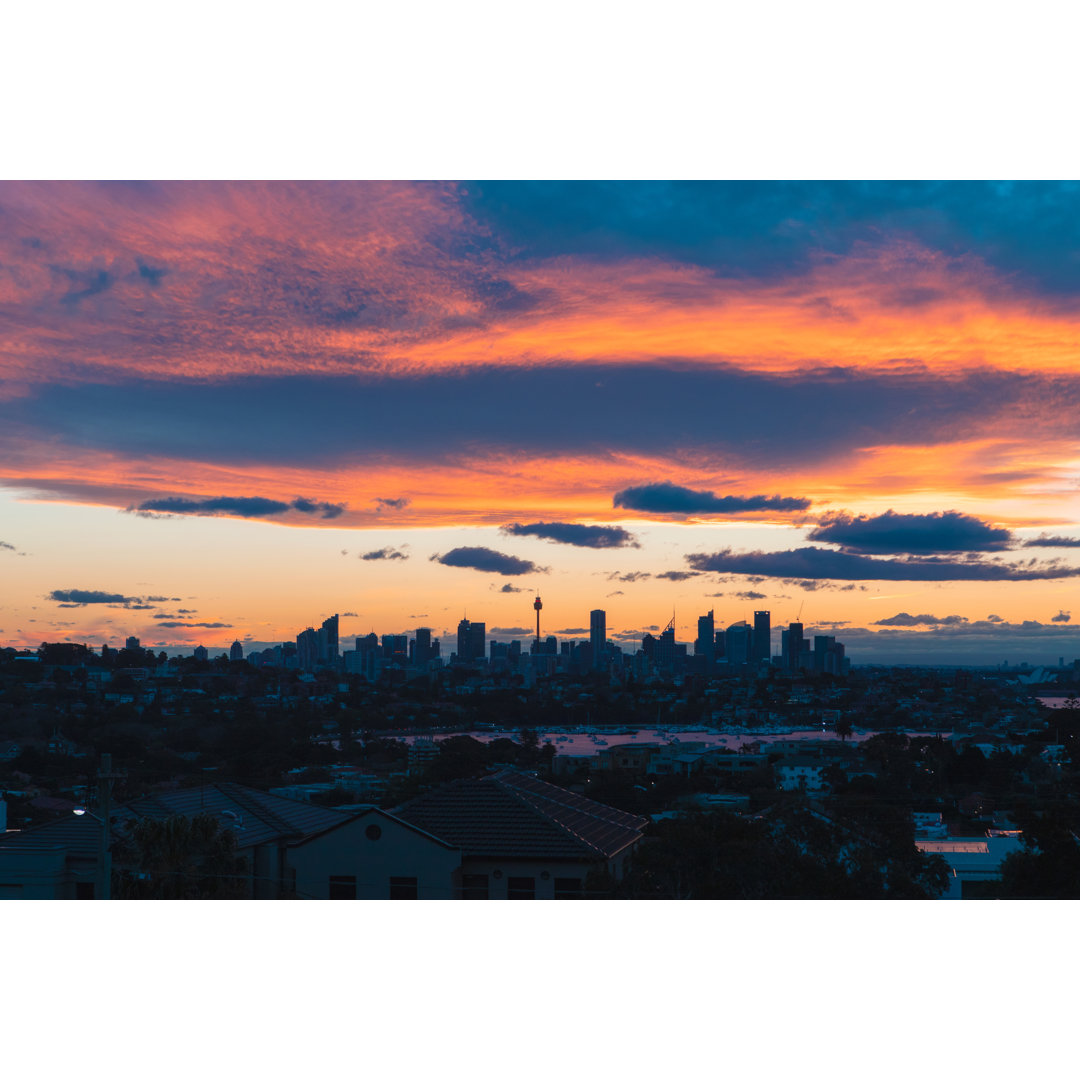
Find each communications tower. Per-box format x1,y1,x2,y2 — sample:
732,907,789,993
534,594,543,644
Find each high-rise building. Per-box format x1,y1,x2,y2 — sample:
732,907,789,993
414,627,433,665
785,622,804,670
696,610,715,666
125,636,140,651
297,627,319,670
457,618,486,663
590,609,607,669
229,640,243,662
193,645,208,662
753,611,771,663
725,621,750,665
317,615,339,665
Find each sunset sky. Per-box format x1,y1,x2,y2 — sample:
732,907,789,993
6,180,1080,664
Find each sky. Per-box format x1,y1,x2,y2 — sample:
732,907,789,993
5,180,1080,664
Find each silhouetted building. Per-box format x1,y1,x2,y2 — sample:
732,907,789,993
696,611,715,665
414,627,434,665
456,619,486,664
590,610,606,670
297,627,319,670
318,615,339,665
125,636,140,651
785,622,805,670
725,621,750,665
229,640,243,662
193,645,208,662
753,610,771,663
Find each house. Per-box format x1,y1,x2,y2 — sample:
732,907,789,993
395,768,648,899
915,835,1024,899
777,757,829,792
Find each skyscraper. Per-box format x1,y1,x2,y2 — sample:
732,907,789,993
297,627,319,670
414,627,433,665
696,610,715,666
318,614,339,664
590,609,606,669
785,621,804,670
726,621,750,665
457,618,486,663
753,610,771,663
229,640,243,661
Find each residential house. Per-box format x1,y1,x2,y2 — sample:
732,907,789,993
395,768,648,899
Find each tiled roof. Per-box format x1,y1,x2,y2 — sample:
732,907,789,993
0,813,104,856
395,769,648,861
117,783,355,849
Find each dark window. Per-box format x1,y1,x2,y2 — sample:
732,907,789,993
75,882,95,900
365,824,382,841
461,874,489,900
389,876,418,900
554,877,583,899
329,875,357,900
507,876,535,900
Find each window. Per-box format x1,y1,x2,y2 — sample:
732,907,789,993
507,876,535,900
389,876,418,900
329,875,357,900
461,874,489,900
554,877,583,900
365,824,382,841
75,882,95,900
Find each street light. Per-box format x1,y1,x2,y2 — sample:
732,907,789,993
71,752,118,900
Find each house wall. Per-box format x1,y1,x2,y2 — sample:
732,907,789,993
285,813,460,899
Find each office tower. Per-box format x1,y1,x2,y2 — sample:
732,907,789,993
414,627,433,664
696,610,715,666
125,636,140,650
657,624,677,669
785,622,804,670
229,640,244,662
753,611,771,663
297,627,319,670
317,614,339,665
193,645,208,662
357,633,379,655
725,621,750,665
590,609,607,669
457,618,486,663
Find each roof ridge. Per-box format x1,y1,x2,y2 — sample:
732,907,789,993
214,782,305,838
490,772,630,858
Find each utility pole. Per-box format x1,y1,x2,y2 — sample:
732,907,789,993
96,752,117,900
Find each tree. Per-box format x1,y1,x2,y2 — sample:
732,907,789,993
112,813,250,899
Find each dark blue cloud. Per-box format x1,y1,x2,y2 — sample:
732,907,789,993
49,588,133,605
1023,534,1080,548
654,571,699,581
154,621,232,629
501,521,639,548
56,266,114,305
374,497,410,511
465,181,1080,297
290,497,346,518
136,260,167,286
133,495,343,519
808,510,1012,554
685,547,1080,582
430,546,544,576
4,365,1061,472
614,483,809,515
874,612,969,626
359,547,409,561
1052,610,1072,623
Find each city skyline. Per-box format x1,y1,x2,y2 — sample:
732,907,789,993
6,182,1080,667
